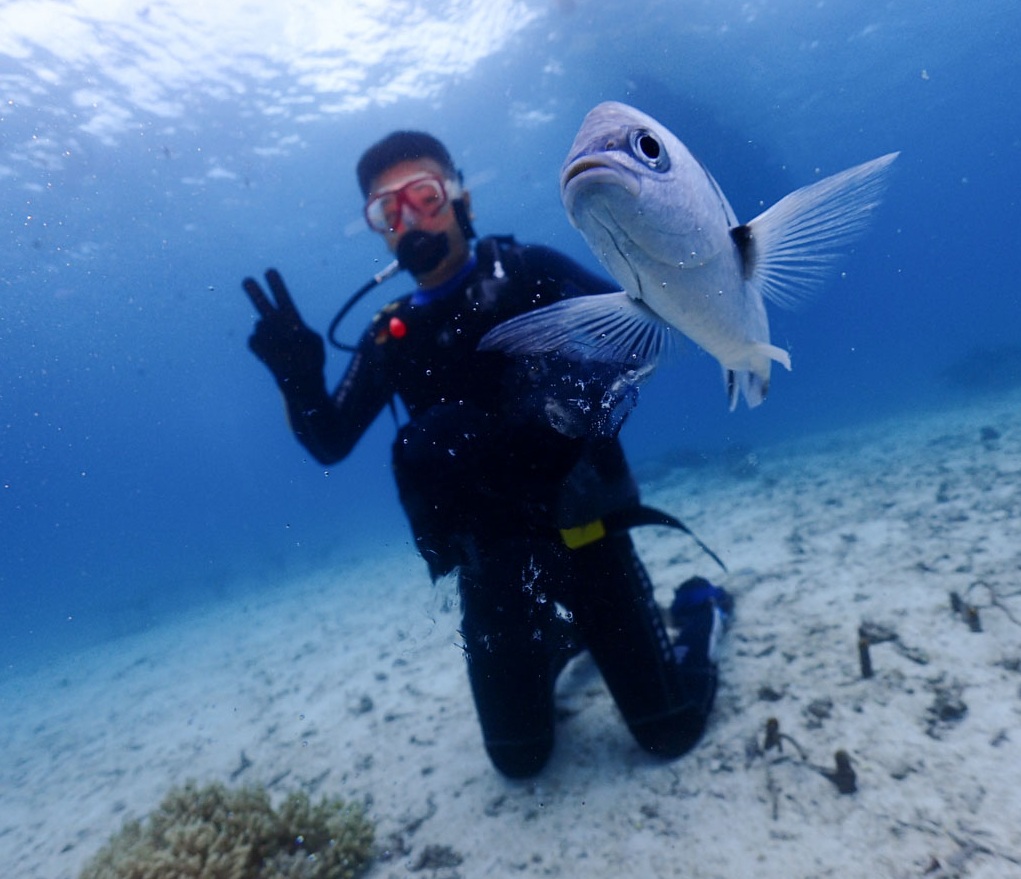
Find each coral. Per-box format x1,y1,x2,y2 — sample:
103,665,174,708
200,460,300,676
78,781,374,879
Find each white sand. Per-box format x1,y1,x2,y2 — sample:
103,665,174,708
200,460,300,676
3,389,1021,879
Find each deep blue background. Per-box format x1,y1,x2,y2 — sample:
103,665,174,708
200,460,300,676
2,0,1018,674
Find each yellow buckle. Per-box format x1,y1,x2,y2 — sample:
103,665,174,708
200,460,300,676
560,518,606,549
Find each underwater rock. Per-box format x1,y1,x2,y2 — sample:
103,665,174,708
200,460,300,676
804,696,834,727
925,682,968,738
410,844,464,871
979,425,1001,443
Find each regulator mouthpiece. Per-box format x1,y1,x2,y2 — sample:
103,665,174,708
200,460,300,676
396,230,450,275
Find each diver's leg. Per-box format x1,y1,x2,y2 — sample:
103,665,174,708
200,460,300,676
392,404,494,579
567,533,723,758
458,539,564,778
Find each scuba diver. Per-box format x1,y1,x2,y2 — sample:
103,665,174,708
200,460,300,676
241,131,733,778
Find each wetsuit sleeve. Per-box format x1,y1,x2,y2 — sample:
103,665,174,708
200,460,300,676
283,325,393,465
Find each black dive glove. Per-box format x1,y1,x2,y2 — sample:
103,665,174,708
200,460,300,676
242,268,326,397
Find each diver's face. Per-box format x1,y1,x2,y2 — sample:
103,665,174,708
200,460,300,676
367,158,472,285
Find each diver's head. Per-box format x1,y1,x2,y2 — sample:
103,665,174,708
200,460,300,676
357,131,475,287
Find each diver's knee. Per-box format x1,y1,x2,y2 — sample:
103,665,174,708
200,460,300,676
630,709,710,759
485,735,554,779
629,667,719,759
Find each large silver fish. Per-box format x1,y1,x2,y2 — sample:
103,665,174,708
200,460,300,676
481,101,898,408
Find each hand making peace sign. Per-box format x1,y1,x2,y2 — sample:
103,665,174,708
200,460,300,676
242,268,326,389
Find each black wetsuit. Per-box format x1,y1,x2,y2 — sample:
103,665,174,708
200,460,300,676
283,236,717,777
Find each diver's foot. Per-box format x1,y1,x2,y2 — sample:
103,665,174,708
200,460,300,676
670,577,734,666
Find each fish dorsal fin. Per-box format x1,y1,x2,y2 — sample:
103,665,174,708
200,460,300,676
742,152,899,309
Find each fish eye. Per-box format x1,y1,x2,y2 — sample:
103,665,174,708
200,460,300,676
629,129,669,171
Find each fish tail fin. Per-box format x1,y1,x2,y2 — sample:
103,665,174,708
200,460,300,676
725,343,792,410
741,152,899,309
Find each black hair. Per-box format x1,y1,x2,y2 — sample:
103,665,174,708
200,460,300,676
356,131,459,197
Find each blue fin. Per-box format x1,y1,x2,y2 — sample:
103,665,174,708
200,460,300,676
478,291,670,366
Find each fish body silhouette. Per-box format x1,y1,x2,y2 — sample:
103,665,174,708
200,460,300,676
481,101,897,408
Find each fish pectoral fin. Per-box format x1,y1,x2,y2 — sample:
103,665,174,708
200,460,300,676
478,291,670,366
741,151,899,309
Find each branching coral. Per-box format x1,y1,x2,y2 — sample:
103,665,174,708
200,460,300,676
78,781,374,879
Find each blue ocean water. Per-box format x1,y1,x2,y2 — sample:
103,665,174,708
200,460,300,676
1,0,1018,676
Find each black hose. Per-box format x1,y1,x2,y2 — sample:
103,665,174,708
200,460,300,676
327,259,401,351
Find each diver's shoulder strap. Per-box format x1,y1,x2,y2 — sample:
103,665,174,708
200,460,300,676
476,234,521,278
467,235,528,313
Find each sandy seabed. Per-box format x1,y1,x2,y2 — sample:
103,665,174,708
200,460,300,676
3,389,1021,879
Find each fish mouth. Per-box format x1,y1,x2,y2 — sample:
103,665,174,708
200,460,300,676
561,157,612,187
560,156,639,215
561,155,639,189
